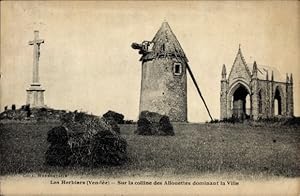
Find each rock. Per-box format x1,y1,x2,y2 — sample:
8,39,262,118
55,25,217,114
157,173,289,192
62,112,127,166
135,111,174,136
139,111,162,123
91,131,127,166
103,110,124,124
158,115,174,136
135,118,152,135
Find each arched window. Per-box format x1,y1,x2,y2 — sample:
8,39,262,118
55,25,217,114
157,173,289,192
174,63,182,75
274,87,282,115
246,94,251,116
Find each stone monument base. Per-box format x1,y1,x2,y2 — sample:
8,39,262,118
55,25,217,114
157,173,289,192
26,83,45,108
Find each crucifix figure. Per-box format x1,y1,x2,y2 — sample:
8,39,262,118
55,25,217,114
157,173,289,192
29,30,44,84
26,30,46,108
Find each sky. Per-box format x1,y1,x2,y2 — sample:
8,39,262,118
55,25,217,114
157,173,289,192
1,1,299,122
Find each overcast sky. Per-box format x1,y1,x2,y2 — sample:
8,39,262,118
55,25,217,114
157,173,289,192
1,1,299,122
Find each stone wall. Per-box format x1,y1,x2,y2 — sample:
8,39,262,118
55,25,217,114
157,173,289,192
140,57,187,122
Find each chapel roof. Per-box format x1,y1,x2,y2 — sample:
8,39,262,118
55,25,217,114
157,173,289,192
252,64,284,82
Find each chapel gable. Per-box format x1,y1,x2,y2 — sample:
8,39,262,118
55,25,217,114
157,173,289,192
228,47,252,84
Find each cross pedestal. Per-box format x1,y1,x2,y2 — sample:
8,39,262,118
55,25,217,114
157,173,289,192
26,84,45,107
26,30,46,108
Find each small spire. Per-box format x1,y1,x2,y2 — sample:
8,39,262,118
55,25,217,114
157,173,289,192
238,44,242,55
161,20,169,28
252,61,257,78
286,73,289,83
222,64,226,75
271,71,274,81
222,64,227,79
290,73,293,84
253,61,257,71
266,70,269,80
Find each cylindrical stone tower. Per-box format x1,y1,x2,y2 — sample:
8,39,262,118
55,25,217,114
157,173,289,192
132,22,188,122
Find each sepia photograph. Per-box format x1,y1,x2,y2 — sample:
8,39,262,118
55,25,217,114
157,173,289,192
0,1,299,195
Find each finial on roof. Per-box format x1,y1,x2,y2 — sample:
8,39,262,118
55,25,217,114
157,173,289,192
266,70,269,80
271,71,274,81
286,73,289,83
252,61,258,78
161,20,169,27
239,43,241,50
253,61,257,70
222,64,227,79
290,73,293,84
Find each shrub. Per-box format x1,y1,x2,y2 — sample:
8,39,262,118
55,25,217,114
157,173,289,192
45,126,71,166
45,143,72,166
124,120,135,124
103,110,124,124
47,126,69,144
74,112,87,124
103,117,120,134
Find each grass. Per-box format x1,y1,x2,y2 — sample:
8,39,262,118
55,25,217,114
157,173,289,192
0,122,299,178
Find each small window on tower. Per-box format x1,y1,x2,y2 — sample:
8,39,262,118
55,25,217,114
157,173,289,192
174,63,182,75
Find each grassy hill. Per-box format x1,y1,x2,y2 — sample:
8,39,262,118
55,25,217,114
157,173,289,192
0,122,299,178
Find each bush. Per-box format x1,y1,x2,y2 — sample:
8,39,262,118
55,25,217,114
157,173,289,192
283,117,300,126
45,143,72,166
74,112,87,124
47,126,69,144
103,110,124,124
25,104,30,111
124,120,135,124
209,119,220,123
45,126,71,166
219,117,240,123
103,117,120,134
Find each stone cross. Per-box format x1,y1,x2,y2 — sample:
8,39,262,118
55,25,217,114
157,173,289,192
29,30,44,84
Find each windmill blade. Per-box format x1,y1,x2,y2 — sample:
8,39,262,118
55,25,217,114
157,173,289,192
186,63,213,121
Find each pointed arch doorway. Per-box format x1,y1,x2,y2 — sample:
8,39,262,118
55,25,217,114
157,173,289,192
231,83,251,119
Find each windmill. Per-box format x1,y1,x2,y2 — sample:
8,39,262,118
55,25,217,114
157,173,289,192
132,21,213,122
